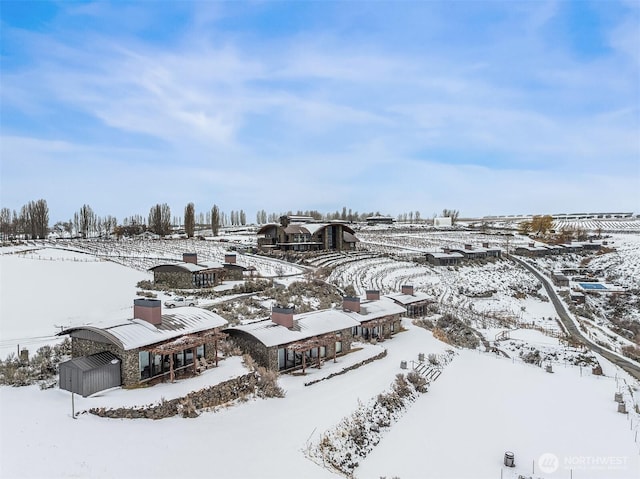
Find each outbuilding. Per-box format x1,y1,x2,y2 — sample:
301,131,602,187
59,351,121,397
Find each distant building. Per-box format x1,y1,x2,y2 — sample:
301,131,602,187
426,251,465,266
433,217,452,228
257,215,359,253
384,285,432,317
366,216,395,226
149,253,225,288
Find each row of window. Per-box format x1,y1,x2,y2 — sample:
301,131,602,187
277,342,342,371
139,345,205,380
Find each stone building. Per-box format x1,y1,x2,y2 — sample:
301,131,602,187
58,299,228,390
149,252,225,288
384,285,432,318
225,306,360,372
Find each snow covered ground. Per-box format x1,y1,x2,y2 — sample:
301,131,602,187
0,248,151,357
1,244,639,479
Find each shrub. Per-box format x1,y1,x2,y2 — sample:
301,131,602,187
256,366,285,398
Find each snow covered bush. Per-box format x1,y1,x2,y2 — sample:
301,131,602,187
0,339,70,387
311,371,435,476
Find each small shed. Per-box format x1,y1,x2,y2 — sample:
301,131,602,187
59,351,121,397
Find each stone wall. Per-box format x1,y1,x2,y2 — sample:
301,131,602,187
71,338,139,386
227,331,271,369
304,349,387,386
153,271,193,289
89,373,260,419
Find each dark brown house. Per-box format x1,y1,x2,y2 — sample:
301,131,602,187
257,216,359,253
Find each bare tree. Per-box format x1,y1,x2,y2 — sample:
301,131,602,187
77,204,96,238
184,202,195,238
148,203,171,236
211,204,220,236
0,207,11,240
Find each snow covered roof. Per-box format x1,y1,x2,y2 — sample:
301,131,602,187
148,261,224,273
228,309,360,347
343,298,407,322
385,291,431,305
60,307,228,351
426,252,465,259
199,261,225,270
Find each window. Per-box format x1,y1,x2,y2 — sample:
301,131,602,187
335,341,342,354
139,351,151,379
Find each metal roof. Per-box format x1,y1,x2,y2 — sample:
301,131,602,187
62,351,120,371
385,291,431,305
60,308,228,351
229,309,360,348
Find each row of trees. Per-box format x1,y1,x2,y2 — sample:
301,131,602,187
0,199,49,240
1,199,460,241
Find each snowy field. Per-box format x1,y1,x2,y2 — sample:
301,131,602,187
1,243,640,479
0,248,151,357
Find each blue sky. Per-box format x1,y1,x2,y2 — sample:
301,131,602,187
1,0,639,222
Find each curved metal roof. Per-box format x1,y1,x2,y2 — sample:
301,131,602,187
59,308,228,351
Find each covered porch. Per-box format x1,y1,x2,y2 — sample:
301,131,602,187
142,330,228,383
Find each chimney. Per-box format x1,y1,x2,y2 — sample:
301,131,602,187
482,242,489,248
365,290,380,301
343,296,361,313
224,253,237,264
443,247,451,254
134,298,162,325
183,253,198,264
465,244,472,250
271,306,295,329
401,285,414,296
529,242,535,247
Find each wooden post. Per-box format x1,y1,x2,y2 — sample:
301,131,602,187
193,348,198,374
169,354,175,382
317,346,321,369
214,337,219,367
302,352,306,374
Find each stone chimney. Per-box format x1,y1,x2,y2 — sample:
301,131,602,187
443,247,451,254
224,253,237,264
343,296,361,313
271,306,295,329
529,242,535,247
401,285,414,296
183,253,198,264
134,298,162,326
482,242,489,248
365,290,380,301
464,244,473,250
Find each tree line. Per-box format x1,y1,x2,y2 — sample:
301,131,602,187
1,199,459,240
